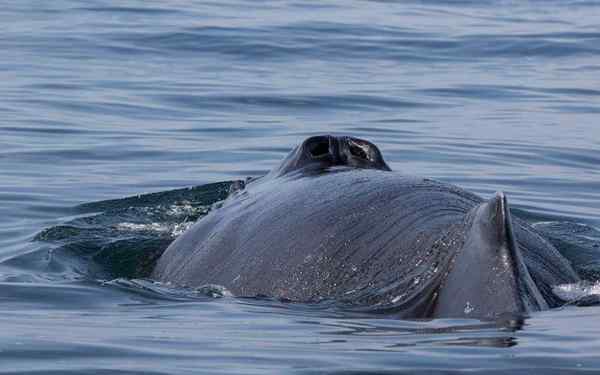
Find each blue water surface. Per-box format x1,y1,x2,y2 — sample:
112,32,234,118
1,1,600,374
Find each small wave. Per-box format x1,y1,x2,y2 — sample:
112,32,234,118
102,278,232,300
553,281,600,306
77,6,181,15
31,182,238,280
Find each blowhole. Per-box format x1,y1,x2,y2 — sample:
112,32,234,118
308,139,330,158
348,140,370,160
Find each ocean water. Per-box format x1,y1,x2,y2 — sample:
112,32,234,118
2,0,600,373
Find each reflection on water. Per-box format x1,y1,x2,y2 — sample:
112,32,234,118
1,0,600,373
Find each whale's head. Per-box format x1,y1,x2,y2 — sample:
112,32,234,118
269,135,391,178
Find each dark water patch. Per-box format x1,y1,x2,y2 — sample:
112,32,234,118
548,105,600,114
94,238,172,279
447,9,574,27
7,30,166,59
0,338,186,363
12,143,260,166
157,93,437,113
532,147,600,170
537,87,600,97
507,31,600,40
0,281,138,309
343,126,421,136
241,146,297,154
25,82,84,91
0,191,56,203
289,2,344,10
0,148,168,163
475,142,600,170
3,36,105,60
100,24,504,63
371,118,426,124
171,126,275,137
278,21,429,39
456,34,600,58
78,6,182,15
418,85,547,100
15,98,183,120
110,28,309,60
1,126,90,135
559,64,600,72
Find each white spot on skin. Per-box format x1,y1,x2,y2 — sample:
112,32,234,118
391,294,406,304
464,301,474,315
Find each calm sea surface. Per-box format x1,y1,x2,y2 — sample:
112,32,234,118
1,1,600,374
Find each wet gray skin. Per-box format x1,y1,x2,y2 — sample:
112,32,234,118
153,135,579,319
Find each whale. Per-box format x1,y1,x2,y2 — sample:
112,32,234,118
153,135,579,318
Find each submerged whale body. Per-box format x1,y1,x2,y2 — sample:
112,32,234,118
153,135,579,318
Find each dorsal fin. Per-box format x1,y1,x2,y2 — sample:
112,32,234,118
433,192,548,319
